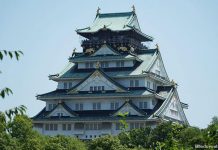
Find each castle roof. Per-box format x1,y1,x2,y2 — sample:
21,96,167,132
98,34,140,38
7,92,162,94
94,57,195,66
49,49,162,81
76,11,153,41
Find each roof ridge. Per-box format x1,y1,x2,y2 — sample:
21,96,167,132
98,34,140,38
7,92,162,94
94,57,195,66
98,11,133,17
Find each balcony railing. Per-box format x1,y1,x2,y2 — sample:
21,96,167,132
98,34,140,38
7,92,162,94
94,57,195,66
81,37,147,49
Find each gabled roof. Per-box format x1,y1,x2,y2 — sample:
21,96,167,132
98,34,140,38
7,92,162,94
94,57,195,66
91,44,120,56
77,12,139,33
68,68,127,93
37,88,154,100
70,54,137,63
151,87,189,125
112,100,147,117
45,102,78,118
76,11,153,41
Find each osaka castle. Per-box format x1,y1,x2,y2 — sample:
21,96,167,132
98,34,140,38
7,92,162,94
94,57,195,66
32,8,189,139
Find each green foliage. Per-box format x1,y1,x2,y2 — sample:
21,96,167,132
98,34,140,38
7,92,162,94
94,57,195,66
0,50,23,61
0,50,23,99
88,135,125,150
44,135,87,150
0,87,13,99
118,112,129,132
5,105,27,121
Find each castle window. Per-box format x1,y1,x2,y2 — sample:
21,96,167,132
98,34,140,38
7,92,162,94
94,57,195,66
170,109,178,116
94,86,97,91
130,122,145,130
139,102,143,109
101,62,109,68
45,124,58,131
64,82,67,89
48,104,56,111
90,86,93,91
130,80,134,87
135,80,139,87
116,61,124,67
57,113,63,117
75,103,83,111
147,81,150,89
93,102,101,110
69,82,72,88
153,83,156,90
130,80,139,87
85,123,101,130
62,124,66,130
143,102,148,108
45,124,49,130
98,86,101,91
139,101,148,109
152,100,156,106
67,124,71,130
91,86,104,91
54,124,58,130
63,124,72,131
85,62,94,68
111,102,119,110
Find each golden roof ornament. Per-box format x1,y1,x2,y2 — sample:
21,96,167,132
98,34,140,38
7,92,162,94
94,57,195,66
96,61,100,69
171,79,178,88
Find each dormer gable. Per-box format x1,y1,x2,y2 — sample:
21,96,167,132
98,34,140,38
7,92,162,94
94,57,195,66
92,44,120,56
68,69,127,94
46,102,77,118
112,100,146,117
152,88,189,125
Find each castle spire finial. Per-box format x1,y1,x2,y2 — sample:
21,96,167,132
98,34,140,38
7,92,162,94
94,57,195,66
96,7,101,16
155,44,159,50
72,48,76,57
132,5,136,14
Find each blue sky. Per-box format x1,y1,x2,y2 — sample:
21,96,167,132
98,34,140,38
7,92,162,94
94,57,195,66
0,0,217,128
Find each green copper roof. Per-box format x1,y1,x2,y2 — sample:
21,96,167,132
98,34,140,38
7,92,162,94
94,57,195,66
50,50,157,80
76,11,153,41
70,54,137,62
77,12,139,33
37,89,154,100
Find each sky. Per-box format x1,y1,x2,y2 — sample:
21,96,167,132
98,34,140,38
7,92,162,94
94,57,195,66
0,0,218,128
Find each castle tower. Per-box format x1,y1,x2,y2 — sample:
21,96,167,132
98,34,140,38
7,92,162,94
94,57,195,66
32,9,188,140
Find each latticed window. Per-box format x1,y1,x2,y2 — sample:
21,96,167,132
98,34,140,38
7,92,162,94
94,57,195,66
75,103,83,111
147,81,150,89
69,82,72,88
116,61,124,67
85,123,101,130
64,82,67,89
139,101,148,109
93,102,101,110
45,124,58,131
74,123,84,130
130,80,139,87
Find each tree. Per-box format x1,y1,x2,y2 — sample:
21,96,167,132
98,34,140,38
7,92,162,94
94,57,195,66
44,135,87,150
88,135,125,150
8,114,43,150
204,116,218,145
0,50,23,99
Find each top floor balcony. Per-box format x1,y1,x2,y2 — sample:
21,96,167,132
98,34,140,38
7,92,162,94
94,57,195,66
81,37,147,49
